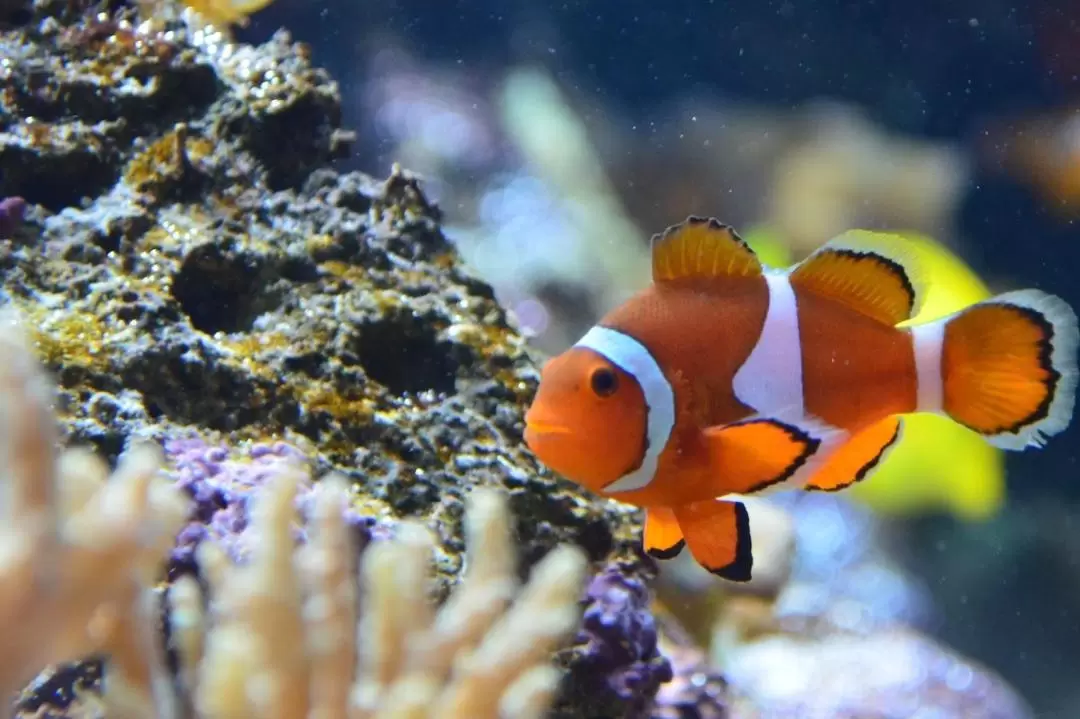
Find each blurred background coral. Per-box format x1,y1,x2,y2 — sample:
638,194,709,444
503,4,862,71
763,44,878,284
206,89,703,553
134,0,1080,714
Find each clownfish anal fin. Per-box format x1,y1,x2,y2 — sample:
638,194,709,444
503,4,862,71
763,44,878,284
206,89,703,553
701,417,823,495
652,216,763,283
672,499,753,581
643,507,685,559
790,230,925,325
804,415,903,491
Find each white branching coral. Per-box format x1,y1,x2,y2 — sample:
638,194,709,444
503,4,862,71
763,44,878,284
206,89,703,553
0,307,589,719
165,471,589,719
0,310,190,703
349,485,587,719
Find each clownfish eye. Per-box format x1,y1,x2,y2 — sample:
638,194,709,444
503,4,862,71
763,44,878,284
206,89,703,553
590,367,618,397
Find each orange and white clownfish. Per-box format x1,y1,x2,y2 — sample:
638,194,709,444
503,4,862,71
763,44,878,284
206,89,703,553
524,217,1078,582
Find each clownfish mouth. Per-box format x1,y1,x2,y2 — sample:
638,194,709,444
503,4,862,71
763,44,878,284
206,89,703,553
523,419,571,436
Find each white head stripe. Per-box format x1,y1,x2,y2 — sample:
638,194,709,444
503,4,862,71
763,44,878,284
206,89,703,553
911,320,944,413
573,326,674,494
733,270,805,415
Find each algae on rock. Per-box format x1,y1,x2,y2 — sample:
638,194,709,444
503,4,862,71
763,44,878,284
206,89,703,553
0,1,656,716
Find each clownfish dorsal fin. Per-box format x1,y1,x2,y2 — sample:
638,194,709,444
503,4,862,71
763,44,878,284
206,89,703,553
651,216,763,284
789,230,926,326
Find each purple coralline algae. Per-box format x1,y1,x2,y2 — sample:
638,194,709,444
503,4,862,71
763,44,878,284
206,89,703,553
560,567,674,717
164,436,395,576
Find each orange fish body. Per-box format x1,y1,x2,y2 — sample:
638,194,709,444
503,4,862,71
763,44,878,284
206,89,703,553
525,218,1078,581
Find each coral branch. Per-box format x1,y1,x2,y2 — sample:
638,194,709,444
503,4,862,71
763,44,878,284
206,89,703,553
181,475,587,719
0,309,190,701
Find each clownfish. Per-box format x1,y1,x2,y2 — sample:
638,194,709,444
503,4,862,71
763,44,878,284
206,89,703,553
524,217,1078,581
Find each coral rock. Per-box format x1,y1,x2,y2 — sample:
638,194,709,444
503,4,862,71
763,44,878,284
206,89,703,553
0,0,656,716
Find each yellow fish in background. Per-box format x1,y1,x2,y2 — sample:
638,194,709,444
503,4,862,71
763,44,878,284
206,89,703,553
178,0,274,26
742,226,1004,521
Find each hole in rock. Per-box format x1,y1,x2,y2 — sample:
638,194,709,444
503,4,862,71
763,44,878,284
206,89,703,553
352,316,458,396
171,243,267,334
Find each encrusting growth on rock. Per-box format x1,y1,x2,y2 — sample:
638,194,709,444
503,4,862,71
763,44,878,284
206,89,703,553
0,306,589,718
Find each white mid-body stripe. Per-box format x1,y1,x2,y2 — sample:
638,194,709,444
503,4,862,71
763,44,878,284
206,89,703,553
573,326,675,494
733,270,805,417
911,320,945,413
731,269,852,492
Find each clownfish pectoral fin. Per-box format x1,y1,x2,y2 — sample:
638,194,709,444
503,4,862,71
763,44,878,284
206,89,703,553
937,290,1078,449
651,216,763,283
643,507,685,559
804,415,904,492
789,230,926,325
672,499,753,581
701,416,827,495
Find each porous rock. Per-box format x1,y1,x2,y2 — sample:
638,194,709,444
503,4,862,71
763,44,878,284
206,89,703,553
0,1,654,716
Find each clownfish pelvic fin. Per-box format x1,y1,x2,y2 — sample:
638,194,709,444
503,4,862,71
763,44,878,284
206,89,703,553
670,499,753,581
919,289,1078,450
643,506,685,559
700,414,836,496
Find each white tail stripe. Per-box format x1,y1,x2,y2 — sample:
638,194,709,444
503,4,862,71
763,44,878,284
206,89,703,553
911,320,945,413
733,269,805,416
573,326,675,494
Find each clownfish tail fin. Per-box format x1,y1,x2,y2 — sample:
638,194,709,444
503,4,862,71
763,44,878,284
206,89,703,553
931,290,1078,450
